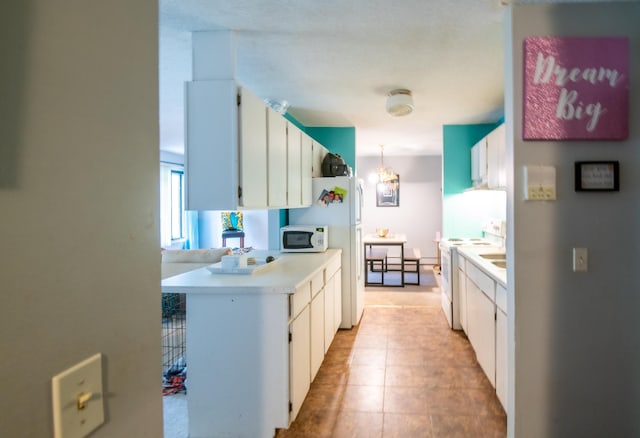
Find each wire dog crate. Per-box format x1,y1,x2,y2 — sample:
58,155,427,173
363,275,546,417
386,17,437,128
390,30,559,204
162,293,186,390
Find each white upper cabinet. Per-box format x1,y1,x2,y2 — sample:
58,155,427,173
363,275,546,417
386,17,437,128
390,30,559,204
486,123,506,189
287,123,303,207
239,87,268,208
470,123,505,190
312,140,328,177
267,107,288,208
186,82,316,210
300,132,313,206
185,80,239,211
471,137,487,188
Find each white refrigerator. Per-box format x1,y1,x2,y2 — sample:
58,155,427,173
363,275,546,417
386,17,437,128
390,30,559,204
289,176,364,329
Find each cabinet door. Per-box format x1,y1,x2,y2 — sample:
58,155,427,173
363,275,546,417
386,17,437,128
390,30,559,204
487,124,506,189
323,272,335,354
267,107,288,207
310,289,325,380
287,123,302,207
239,87,268,208
496,308,507,410
471,137,488,187
300,132,313,206
467,279,496,387
185,80,239,211
311,140,327,177
458,268,468,333
333,269,342,333
289,305,310,421
470,143,479,186
478,137,488,186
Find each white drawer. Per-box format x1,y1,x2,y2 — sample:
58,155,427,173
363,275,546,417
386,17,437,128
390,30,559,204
496,283,507,313
466,261,495,302
310,270,324,298
290,282,311,319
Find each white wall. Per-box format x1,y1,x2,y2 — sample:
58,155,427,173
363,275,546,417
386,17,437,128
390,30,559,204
507,3,640,437
357,155,442,262
0,1,162,436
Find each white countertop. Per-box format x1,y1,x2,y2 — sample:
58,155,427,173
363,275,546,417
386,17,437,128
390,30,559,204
458,246,507,287
161,249,342,295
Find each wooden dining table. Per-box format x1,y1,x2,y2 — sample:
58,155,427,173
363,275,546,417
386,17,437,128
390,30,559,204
363,233,408,287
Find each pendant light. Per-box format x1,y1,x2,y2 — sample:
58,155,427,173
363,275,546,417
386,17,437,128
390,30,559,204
375,144,398,184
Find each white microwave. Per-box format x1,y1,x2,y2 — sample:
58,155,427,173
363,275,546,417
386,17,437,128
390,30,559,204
280,225,329,253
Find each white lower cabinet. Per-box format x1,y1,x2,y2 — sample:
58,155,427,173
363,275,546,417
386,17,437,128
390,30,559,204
461,253,509,414
458,266,468,333
332,269,342,333
310,289,325,380
289,302,310,421
310,271,325,381
496,307,507,410
467,279,496,387
289,254,342,424
324,271,335,354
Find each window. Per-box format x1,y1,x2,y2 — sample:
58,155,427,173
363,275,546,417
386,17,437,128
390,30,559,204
170,170,184,239
160,162,186,248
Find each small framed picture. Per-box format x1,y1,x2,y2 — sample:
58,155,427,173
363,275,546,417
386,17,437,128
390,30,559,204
575,161,619,191
376,175,400,207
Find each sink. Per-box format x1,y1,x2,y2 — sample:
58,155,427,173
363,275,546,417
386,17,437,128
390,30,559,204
479,253,506,260
492,260,507,269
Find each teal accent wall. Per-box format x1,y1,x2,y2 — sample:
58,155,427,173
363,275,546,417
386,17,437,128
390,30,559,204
284,113,305,130
443,124,496,194
442,123,503,237
284,113,356,171
281,115,356,224
306,127,356,172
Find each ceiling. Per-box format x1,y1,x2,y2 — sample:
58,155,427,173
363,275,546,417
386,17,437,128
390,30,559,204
158,0,599,158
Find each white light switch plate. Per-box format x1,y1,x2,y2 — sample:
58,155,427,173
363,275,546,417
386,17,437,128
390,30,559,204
573,248,588,272
524,165,557,201
52,353,104,438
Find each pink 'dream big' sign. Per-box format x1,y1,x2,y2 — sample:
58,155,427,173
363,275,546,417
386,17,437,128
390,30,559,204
523,37,629,140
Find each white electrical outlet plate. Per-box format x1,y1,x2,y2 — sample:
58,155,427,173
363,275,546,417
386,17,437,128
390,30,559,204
524,165,557,201
52,353,104,438
572,248,588,272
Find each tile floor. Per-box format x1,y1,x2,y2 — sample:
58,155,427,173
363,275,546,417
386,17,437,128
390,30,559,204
275,268,506,438
163,266,506,438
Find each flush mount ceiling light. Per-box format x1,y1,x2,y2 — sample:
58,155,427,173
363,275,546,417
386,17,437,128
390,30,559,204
385,89,414,117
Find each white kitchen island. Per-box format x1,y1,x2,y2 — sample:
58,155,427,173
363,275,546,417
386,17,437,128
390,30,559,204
161,249,342,438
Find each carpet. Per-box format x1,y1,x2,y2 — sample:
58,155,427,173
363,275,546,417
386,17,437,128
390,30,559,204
365,265,440,291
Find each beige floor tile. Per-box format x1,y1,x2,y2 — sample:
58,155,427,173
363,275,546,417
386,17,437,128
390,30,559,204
341,385,385,413
332,411,384,438
280,267,505,438
383,386,430,414
430,415,482,438
382,413,433,438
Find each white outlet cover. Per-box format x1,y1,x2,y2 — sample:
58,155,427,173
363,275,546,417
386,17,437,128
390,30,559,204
52,353,104,438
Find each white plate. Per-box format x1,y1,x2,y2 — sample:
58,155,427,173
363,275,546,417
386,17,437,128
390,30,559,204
206,257,278,275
